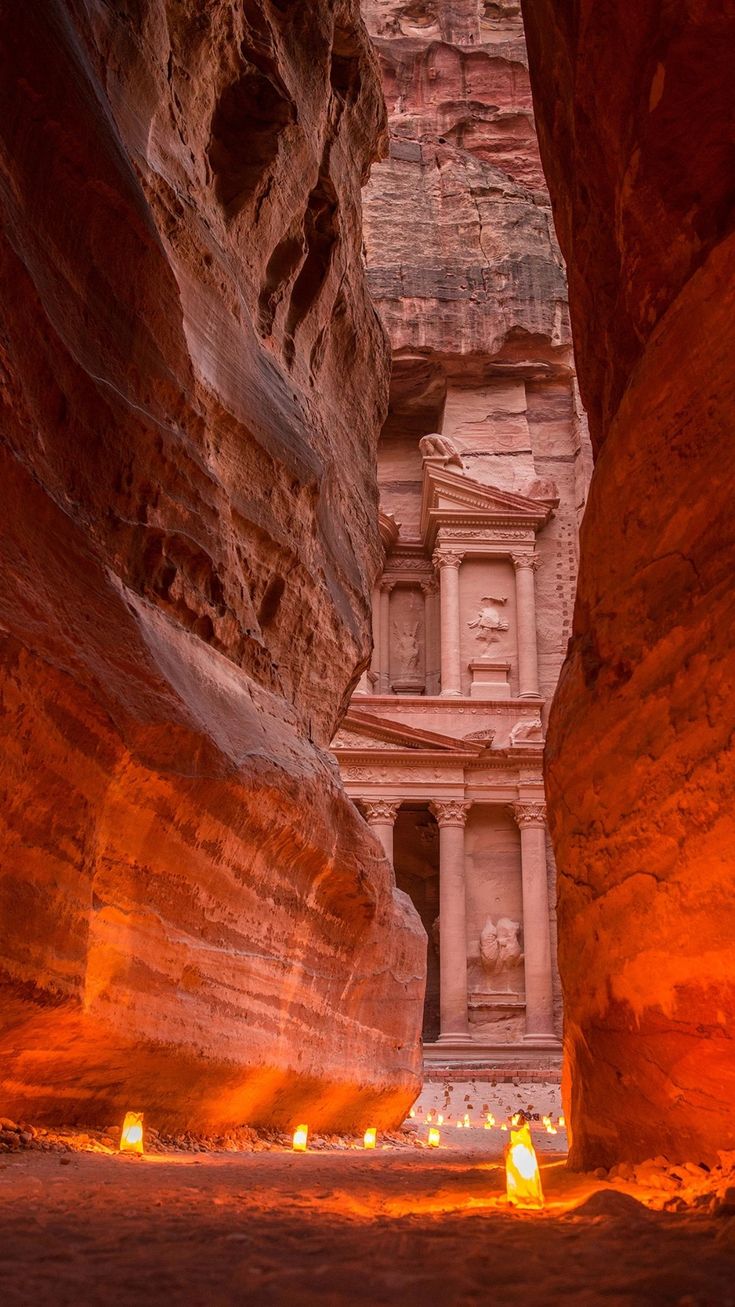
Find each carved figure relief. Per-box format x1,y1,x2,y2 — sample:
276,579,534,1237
419,432,463,469
509,716,544,745
480,916,523,975
392,618,421,676
468,596,509,647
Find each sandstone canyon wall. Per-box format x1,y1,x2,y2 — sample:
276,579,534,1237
0,0,425,1131
521,0,735,1164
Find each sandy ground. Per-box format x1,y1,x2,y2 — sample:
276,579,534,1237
2,1142,734,1307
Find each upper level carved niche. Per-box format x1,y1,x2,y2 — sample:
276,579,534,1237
367,436,556,699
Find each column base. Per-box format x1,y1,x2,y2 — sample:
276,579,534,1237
435,1031,474,1044
517,691,543,701
522,1032,561,1048
439,689,462,698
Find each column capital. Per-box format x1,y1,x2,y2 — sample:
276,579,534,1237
511,551,541,571
509,800,547,828
430,799,471,828
420,576,439,596
362,800,402,825
432,549,463,572
379,577,396,593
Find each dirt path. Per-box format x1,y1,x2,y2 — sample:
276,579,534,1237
2,1147,733,1306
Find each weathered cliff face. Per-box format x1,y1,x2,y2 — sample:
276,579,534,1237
0,0,425,1131
362,0,569,372
522,0,735,1165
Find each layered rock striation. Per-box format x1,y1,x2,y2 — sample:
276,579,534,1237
362,0,571,377
522,0,735,1164
0,0,424,1130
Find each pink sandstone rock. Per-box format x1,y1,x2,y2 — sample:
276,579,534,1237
0,0,424,1131
522,0,735,1165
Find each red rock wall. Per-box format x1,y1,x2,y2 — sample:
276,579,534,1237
0,0,425,1131
521,0,735,1164
362,0,570,368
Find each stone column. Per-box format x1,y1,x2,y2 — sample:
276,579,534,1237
363,800,401,866
368,583,380,692
421,577,439,695
512,553,541,699
432,550,463,697
430,799,472,1042
378,580,394,694
511,800,556,1041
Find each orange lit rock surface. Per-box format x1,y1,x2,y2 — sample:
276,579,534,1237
521,0,735,1164
0,1,424,1130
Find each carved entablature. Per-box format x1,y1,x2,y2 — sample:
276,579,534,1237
420,462,552,556
332,730,416,752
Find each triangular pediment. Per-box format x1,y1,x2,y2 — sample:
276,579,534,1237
420,463,552,547
331,708,485,756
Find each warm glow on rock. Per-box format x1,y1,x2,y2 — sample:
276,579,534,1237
292,1125,308,1152
505,1119,543,1208
363,1128,377,1149
119,1112,144,1155
427,1127,440,1147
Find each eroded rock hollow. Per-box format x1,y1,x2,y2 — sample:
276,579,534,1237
0,0,424,1131
521,0,735,1164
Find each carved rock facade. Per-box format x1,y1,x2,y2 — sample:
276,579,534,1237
332,0,591,1068
0,0,425,1131
522,0,735,1163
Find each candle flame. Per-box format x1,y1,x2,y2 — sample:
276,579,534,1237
505,1119,544,1208
292,1124,308,1152
119,1112,144,1155
427,1127,440,1147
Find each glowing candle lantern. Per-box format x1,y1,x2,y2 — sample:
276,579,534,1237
427,1127,440,1147
409,1108,415,1119
119,1111,144,1155
292,1124,309,1152
363,1128,377,1150
559,1116,566,1129
484,1113,495,1129
505,1117,543,1209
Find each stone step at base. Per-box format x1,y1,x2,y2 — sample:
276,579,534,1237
422,1065,561,1083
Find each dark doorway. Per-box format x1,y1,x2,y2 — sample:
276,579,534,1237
393,803,440,1041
